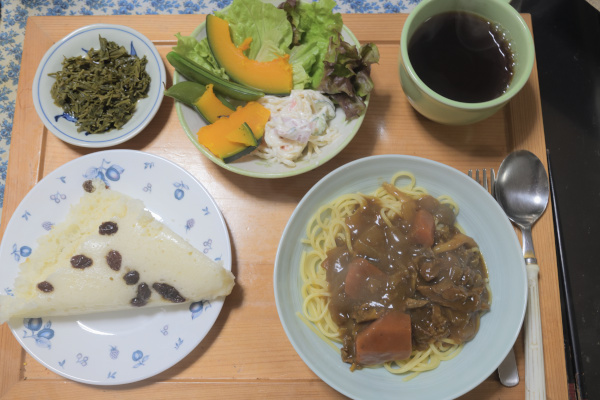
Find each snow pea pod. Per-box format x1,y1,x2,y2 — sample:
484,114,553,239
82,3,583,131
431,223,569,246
166,52,264,102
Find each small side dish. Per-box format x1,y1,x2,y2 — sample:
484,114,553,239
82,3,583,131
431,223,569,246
33,24,166,148
166,0,379,177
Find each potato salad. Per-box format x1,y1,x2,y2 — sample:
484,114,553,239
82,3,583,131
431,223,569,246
256,90,338,166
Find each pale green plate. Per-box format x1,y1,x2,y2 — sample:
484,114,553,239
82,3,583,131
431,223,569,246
274,155,527,399
173,22,368,179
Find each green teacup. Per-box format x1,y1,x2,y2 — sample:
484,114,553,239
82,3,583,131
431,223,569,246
399,0,535,125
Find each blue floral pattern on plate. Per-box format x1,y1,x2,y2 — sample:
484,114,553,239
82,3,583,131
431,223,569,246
22,318,55,349
0,150,232,385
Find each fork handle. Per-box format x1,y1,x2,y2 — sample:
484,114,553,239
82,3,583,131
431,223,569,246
525,263,546,400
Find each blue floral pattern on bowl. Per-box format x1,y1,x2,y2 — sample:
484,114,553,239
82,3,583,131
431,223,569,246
0,150,232,385
83,158,125,186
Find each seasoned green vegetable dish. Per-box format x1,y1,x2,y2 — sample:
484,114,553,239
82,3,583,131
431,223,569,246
49,36,151,134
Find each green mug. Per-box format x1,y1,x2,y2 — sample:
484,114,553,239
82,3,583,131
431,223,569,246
398,0,535,125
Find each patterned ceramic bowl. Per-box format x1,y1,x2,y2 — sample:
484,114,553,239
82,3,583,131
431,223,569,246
32,24,166,148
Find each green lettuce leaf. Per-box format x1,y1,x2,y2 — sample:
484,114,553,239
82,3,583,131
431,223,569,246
278,0,303,46
215,0,293,62
170,0,379,121
172,33,229,80
281,0,343,88
289,44,320,89
281,0,380,119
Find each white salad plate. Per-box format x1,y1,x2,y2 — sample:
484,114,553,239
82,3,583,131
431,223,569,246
274,155,527,400
33,24,166,148
0,150,231,385
174,22,368,179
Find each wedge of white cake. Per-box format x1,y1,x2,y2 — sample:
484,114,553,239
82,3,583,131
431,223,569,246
0,179,235,323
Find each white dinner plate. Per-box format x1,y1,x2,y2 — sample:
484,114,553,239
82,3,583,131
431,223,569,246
274,155,527,400
0,150,231,385
33,24,166,148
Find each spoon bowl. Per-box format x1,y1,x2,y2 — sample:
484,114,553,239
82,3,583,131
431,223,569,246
495,150,549,227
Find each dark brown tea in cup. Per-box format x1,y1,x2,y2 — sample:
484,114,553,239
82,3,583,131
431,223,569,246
408,11,514,103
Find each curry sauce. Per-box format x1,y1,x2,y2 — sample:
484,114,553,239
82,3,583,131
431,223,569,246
323,193,490,368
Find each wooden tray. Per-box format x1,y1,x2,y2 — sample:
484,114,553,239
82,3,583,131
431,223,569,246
0,14,568,399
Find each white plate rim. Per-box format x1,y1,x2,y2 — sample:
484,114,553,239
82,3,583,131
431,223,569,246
32,24,166,148
273,154,527,400
0,150,232,385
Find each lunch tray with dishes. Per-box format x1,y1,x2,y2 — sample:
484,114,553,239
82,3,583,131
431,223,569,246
0,13,568,400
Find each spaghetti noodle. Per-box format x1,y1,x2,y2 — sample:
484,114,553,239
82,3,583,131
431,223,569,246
299,171,490,380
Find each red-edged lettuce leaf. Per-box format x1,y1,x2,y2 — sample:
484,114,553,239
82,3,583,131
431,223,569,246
278,0,303,46
317,35,380,120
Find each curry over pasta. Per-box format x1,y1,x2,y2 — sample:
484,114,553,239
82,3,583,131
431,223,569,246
299,172,490,379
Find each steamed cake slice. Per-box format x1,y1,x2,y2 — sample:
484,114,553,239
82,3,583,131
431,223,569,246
0,179,235,323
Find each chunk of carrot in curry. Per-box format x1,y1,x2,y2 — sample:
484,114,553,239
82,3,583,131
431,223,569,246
355,311,412,365
412,209,435,247
345,258,386,299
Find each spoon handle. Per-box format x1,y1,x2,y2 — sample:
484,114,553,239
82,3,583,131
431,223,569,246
525,261,547,400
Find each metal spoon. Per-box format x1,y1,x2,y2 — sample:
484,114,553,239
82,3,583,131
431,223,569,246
495,150,549,400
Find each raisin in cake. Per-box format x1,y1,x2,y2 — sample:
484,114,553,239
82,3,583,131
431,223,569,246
0,179,235,323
